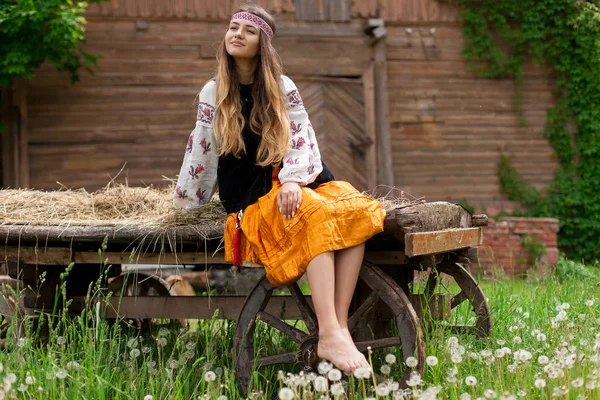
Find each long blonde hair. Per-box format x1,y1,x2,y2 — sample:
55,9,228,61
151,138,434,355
212,4,290,167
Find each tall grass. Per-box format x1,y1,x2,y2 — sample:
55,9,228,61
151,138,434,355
0,257,598,399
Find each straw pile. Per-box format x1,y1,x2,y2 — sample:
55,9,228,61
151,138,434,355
0,183,419,230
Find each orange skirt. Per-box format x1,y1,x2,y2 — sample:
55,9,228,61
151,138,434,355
223,179,386,287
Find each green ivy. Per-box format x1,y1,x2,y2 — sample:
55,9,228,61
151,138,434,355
447,0,600,262
0,0,105,87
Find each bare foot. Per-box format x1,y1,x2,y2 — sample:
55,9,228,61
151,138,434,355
318,330,370,373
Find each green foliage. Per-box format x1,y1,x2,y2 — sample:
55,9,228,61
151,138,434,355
448,0,600,262
0,0,104,87
553,254,600,283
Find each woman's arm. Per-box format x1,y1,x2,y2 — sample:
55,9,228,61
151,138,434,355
173,81,218,209
278,75,324,186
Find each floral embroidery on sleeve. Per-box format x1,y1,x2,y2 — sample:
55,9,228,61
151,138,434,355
196,188,206,203
175,186,188,199
292,137,306,150
199,137,212,155
287,90,303,109
186,135,194,153
197,102,215,125
188,163,205,179
291,121,302,136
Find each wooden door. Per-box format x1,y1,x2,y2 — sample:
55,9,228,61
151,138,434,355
295,76,376,191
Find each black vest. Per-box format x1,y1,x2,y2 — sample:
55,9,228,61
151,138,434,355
217,83,334,214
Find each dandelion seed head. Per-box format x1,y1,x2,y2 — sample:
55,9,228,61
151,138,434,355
426,355,438,366
130,349,141,358
156,338,167,347
586,300,595,307
376,383,391,397
386,353,397,364
572,378,584,388
461,394,472,400
204,371,216,382
451,353,463,364
327,368,342,381
381,364,391,375
314,376,328,392
317,361,332,374
513,336,522,344
330,383,344,396
5,373,16,384
144,396,153,400
56,336,66,345
55,370,67,380
465,376,478,386
535,378,546,388
158,327,169,337
405,356,418,368
483,389,497,399
278,387,294,400
353,367,371,379
17,384,28,392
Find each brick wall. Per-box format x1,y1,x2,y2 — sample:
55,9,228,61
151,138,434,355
476,217,560,278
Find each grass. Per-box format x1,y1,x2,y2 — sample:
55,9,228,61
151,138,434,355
0,256,598,399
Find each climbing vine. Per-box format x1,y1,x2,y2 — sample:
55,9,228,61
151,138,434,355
447,0,600,262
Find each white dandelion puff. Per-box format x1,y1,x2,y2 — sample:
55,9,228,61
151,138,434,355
158,327,169,337
405,356,418,368
538,355,549,365
572,378,584,388
330,383,344,396
461,394,472,400
353,367,371,379
376,383,391,397
144,396,153,400
327,368,342,381
483,389,497,399
380,364,391,375
426,355,438,366
130,349,141,358
204,371,216,382
317,361,333,374
534,379,546,388
56,336,66,345
278,388,294,400
55,370,68,380
465,376,477,386
314,376,328,392
385,353,397,364
156,338,167,347
5,373,16,384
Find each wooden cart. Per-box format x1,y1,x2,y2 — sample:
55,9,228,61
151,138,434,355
0,201,489,391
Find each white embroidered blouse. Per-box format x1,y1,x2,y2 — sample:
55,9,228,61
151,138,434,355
173,75,324,210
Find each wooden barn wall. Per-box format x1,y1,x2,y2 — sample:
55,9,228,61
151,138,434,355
24,0,558,211
385,24,557,209
85,0,457,22
26,18,371,189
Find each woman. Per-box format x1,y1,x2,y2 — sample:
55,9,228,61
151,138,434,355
173,4,386,373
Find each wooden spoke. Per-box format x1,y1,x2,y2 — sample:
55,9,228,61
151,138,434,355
450,291,468,309
257,352,298,367
257,311,307,344
288,283,318,334
348,291,379,335
435,261,492,337
355,336,402,352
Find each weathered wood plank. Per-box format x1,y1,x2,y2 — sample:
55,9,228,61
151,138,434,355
98,295,312,320
405,228,483,257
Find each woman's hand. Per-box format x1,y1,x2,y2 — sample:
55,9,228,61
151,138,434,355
278,182,302,220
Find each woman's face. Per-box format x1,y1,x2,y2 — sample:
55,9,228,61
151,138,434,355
225,20,261,60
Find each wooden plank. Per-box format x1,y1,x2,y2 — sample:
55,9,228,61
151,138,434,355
2,246,73,265
363,66,377,190
99,295,313,320
373,31,394,190
405,228,483,257
1,88,15,188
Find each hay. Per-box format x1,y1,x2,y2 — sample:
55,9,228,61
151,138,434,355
0,182,419,230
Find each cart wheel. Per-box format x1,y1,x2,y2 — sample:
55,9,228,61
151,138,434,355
234,261,425,394
108,272,185,332
418,260,491,337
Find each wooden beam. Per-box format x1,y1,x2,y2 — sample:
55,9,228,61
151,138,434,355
405,228,483,257
95,295,313,320
371,21,394,191
362,63,377,190
1,88,16,188
15,81,29,188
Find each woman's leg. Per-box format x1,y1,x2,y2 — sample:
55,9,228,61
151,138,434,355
333,243,365,340
306,251,370,372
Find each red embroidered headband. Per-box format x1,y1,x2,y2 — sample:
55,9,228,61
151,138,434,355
230,12,274,41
